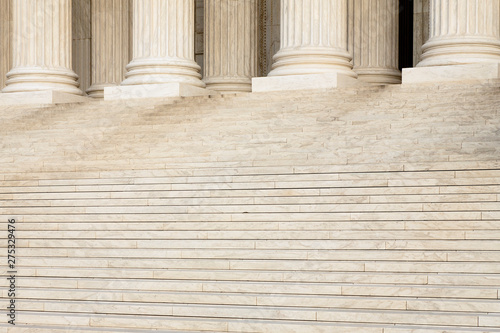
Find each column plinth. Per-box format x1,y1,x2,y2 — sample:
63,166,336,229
121,0,204,88
203,0,259,93
418,0,500,67
3,0,82,95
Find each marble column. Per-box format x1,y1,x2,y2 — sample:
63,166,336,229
268,0,356,78
121,0,204,88
87,0,130,98
418,0,500,67
203,0,259,93
352,0,401,84
72,0,91,94
0,0,11,90
3,0,82,95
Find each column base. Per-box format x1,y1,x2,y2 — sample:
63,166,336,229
87,84,118,99
204,77,252,94
355,68,402,85
104,83,218,101
402,63,500,84
0,90,89,105
252,73,361,93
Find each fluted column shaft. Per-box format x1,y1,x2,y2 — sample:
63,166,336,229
0,0,11,90
352,0,400,84
203,0,258,93
122,0,204,87
418,0,500,67
87,0,130,98
3,0,82,95
268,0,355,78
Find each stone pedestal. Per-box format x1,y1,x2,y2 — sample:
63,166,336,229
253,0,356,92
253,73,358,93
351,0,401,84
203,0,259,93
0,90,87,106
87,0,130,98
2,0,83,96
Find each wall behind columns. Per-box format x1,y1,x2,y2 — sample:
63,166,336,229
72,0,91,94
0,0,11,90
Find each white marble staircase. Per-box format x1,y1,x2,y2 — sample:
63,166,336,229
0,81,499,332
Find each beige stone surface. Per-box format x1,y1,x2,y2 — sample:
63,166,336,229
1,81,500,332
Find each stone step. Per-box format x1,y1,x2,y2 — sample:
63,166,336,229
5,167,499,181
2,176,499,196
6,118,496,141
12,266,500,288
10,229,498,241
1,81,499,332
12,305,500,329
4,133,497,154
3,167,499,185
13,247,500,262
3,158,499,175
16,238,500,251
0,168,500,187
2,183,499,198
0,192,498,207
10,220,500,232
4,121,496,146
9,256,500,274
3,211,489,224
4,169,484,184
5,319,499,333
11,293,500,313
5,202,496,214
8,276,500,303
